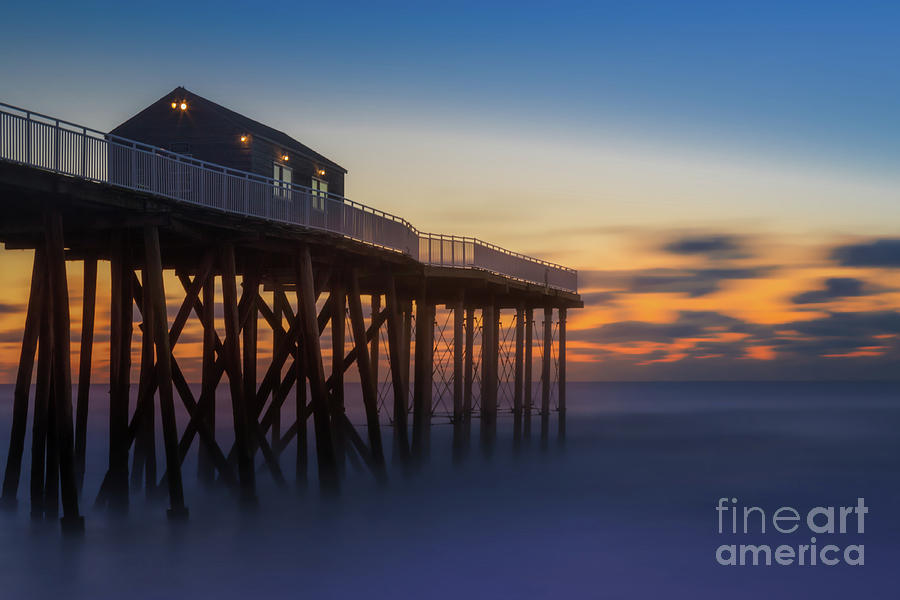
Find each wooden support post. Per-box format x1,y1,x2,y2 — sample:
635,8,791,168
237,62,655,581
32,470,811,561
108,232,131,513
296,246,338,492
221,243,256,506
330,277,346,470
30,296,52,519
541,305,552,446
44,211,83,532
480,301,497,448
411,289,433,461
463,307,474,436
295,330,308,486
524,308,533,439
452,293,465,461
74,256,96,493
370,293,381,384
198,275,216,484
401,299,412,420
144,225,188,519
271,285,284,454
558,307,567,441
44,378,59,519
348,269,386,476
384,275,409,463
131,264,156,497
513,305,525,444
280,280,307,486
241,264,276,486
242,268,259,468
1,248,45,509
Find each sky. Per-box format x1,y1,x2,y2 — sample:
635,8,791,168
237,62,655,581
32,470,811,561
1,0,900,380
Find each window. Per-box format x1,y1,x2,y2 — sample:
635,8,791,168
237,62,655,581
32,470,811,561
311,177,328,211
273,161,292,198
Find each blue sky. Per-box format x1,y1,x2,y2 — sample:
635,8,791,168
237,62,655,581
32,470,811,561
3,0,898,175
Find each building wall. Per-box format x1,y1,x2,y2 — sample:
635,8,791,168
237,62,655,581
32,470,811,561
110,93,345,197
110,97,251,172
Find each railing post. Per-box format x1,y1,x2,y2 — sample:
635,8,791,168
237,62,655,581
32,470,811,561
53,120,59,173
25,111,31,165
81,129,87,178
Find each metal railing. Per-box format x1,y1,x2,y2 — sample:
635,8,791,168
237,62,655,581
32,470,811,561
0,102,578,293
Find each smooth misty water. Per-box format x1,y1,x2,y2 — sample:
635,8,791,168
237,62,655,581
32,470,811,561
0,381,898,599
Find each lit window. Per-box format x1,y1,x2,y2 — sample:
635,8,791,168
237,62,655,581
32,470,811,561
311,177,328,211
273,161,292,198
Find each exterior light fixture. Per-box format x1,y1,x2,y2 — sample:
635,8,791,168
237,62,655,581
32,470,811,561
317,169,326,177
282,154,289,161
240,135,248,142
179,102,187,111
171,102,177,109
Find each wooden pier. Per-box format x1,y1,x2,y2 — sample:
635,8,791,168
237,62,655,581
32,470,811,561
0,102,580,532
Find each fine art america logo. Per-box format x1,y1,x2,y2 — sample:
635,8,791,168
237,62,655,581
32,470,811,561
715,498,866,566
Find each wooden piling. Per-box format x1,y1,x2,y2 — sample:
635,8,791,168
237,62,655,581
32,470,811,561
513,305,525,443
74,256,96,493
348,269,386,474
452,293,464,460
198,275,216,484
541,306,552,445
295,329,308,486
384,275,409,462
144,225,188,519
411,290,433,460
463,307,474,435
131,264,156,496
330,277,347,470
480,301,497,446
221,243,256,505
271,284,284,454
44,377,59,519
1,248,45,508
370,293,381,385
296,246,338,492
242,266,260,479
29,299,52,519
108,233,131,512
524,308,533,438
44,211,83,531
558,307,567,440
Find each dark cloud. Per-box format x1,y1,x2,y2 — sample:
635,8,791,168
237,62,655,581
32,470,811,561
572,310,770,345
779,311,900,338
580,291,618,306
0,330,24,344
628,267,772,297
790,277,876,304
570,309,900,380
0,303,25,315
662,235,747,259
770,336,889,357
832,239,900,267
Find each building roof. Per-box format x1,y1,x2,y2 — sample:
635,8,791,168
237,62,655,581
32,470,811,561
119,86,347,174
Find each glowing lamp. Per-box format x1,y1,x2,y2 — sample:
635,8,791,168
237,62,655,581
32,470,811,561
171,102,177,109
240,135,248,142
317,169,326,177
282,154,289,161
179,102,187,110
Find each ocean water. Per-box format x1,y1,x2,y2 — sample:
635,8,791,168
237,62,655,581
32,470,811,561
0,381,898,599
